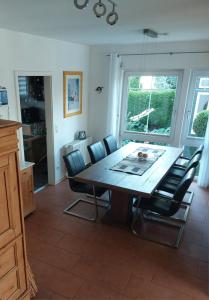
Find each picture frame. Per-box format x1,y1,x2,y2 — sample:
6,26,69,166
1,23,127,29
63,71,83,118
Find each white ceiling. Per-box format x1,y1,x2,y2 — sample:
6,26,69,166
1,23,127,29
0,0,209,45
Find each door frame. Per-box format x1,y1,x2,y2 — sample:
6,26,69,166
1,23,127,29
14,71,55,185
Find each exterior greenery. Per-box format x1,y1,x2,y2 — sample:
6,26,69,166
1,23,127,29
126,90,176,134
193,110,209,137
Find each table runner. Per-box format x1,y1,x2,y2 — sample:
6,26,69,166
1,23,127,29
110,147,165,176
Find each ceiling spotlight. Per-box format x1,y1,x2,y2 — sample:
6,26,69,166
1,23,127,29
74,0,89,10
74,0,119,25
93,0,107,18
106,3,118,25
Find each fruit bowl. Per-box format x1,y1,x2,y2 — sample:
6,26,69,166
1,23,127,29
137,152,148,160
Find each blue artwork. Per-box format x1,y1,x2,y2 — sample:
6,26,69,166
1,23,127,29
67,78,80,111
0,87,8,105
64,71,82,118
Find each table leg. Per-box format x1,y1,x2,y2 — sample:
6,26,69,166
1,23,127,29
102,190,133,225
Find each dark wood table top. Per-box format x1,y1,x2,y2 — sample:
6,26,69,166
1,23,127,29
75,142,183,197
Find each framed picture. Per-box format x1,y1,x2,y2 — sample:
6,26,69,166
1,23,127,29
63,71,83,118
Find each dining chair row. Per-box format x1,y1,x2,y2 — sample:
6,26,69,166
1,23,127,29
87,135,118,164
158,145,204,205
132,145,204,248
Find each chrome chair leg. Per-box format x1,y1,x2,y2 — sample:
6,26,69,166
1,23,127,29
183,190,194,205
131,199,185,248
64,185,105,222
86,191,110,208
143,203,190,224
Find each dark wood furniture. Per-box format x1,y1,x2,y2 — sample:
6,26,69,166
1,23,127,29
75,142,183,225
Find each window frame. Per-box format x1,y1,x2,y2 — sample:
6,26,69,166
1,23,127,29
120,70,183,144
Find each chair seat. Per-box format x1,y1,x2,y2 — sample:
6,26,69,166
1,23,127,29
71,180,106,197
158,177,180,194
168,167,185,178
175,157,189,166
140,195,173,216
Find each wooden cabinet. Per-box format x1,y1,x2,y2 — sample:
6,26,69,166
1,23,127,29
0,120,31,299
0,153,22,249
20,163,36,217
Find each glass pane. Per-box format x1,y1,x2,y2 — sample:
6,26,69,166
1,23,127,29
182,146,200,175
199,77,209,88
125,75,178,136
188,77,209,138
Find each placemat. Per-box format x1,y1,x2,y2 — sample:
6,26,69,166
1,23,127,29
110,147,165,176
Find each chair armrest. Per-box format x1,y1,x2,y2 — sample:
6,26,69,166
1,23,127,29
152,192,179,205
171,165,186,170
155,190,174,197
152,191,173,201
179,155,190,161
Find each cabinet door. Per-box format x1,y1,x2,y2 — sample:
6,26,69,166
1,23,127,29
0,153,22,249
0,237,27,299
21,167,35,217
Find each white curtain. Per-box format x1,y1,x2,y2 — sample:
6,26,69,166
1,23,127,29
198,119,209,188
106,53,123,142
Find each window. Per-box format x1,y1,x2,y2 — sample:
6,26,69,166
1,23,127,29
121,72,181,143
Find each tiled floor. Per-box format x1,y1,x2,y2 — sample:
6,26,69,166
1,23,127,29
25,180,209,300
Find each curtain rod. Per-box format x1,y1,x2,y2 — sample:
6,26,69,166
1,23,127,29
106,50,209,57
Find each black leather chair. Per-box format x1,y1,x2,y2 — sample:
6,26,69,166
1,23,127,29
168,152,201,178
87,141,106,164
63,150,107,221
174,144,204,167
132,167,196,248
103,135,118,155
157,153,201,205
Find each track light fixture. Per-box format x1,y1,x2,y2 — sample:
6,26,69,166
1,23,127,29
74,0,118,25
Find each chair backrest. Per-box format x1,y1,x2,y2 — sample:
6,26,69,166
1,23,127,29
170,167,196,214
191,144,204,160
185,152,201,173
87,141,106,164
103,135,118,155
63,149,86,177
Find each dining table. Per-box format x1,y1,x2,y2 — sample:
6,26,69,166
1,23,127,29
75,142,183,225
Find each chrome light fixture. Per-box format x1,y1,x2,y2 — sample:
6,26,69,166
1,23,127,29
74,0,118,25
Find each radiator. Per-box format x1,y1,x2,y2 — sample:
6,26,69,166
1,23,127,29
63,137,93,165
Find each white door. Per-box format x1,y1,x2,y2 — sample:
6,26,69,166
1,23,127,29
181,70,209,157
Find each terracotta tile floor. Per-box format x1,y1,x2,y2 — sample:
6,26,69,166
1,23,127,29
25,180,209,300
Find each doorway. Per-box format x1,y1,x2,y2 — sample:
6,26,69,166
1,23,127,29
17,75,50,190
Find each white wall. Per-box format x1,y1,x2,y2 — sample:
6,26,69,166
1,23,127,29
0,28,90,184
88,40,209,145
